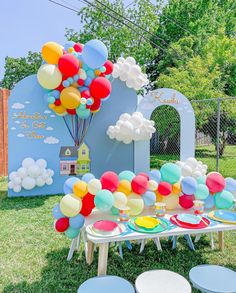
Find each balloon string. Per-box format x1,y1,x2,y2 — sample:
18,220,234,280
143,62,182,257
75,115,79,146
71,115,75,143
63,116,76,145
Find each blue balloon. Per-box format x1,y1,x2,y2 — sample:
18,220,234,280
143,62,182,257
63,177,79,194
51,90,60,99
69,214,85,229
143,191,156,206
62,80,70,88
84,77,92,86
68,77,74,84
225,177,236,192
82,63,89,71
64,41,75,51
181,176,197,195
148,170,161,183
79,86,89,92
94,190,114,211
82,39,108,69
73,74,80,82
82,173,95,183
87,98,93,106
204,194,215,209
52,204,64,219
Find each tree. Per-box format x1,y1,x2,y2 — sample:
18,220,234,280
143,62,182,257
0,52,42,90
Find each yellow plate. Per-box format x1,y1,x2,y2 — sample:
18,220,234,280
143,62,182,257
135,216,160,230
208,211,236,225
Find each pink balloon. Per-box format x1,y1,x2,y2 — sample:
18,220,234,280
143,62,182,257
179,194,194,209
206,172,225,193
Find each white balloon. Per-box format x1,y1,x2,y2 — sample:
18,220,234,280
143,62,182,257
119,72,128,81
13,185,21,193
8,181,14,189
36,159,47,169
112,71,120,78
123,137,132,144
120,121,134,135
117,57,125,63
186,157,198,169
9,171,18,180
17,167,27,179
122,62,131,72
28,165,41,178
126,56,136,65
46,177,53,185
119,113,131,121
36,176,46,187
192,171,202,179
181,164,193,177
22,177,36,190
12,176,21,185
22,158,35,169
126,79,135,88
47,169,54,177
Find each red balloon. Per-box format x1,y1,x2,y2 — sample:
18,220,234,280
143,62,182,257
157,181,172,196
67,109,76,115
82,192,95,210
78,79,84,86
74,43,83,53
90,98,101,112
138,172,149,180
55,217,69,232
81,90,91,99
131,175,148,195
80,206,93,217
54,99,61,106
206,172,225,193
100,171,119,192
89,77,111,99
179,194,194,209
58,54,80,77
104,60,113,75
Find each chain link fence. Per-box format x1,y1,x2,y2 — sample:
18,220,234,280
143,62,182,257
150,97,236,178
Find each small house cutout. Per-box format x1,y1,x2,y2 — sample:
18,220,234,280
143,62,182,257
59,142,91,176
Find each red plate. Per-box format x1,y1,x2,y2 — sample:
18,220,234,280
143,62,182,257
93,220,118,232
170,215,210,229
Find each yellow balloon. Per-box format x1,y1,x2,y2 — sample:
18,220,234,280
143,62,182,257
162,193,179,210
73,181,88,198
113,191,127,209
37,64,62,89
117,180,132,196
53,105,67,114
127,193,144,216
49,103,56,110
172,182,181,195
60,87,81,109
60,194,82,217
42,42,63,64
88,179,102,195
155,190,163,202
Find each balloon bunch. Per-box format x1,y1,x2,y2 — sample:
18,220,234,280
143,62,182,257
112,57,149,90
37,40,113,118
8,158,54,193
176,157,208,178
107,112,156,144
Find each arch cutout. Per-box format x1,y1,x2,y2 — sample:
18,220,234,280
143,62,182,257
134,88,195,173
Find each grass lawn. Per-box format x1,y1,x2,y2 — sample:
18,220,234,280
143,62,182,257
0,183,236,292
151,144,236,178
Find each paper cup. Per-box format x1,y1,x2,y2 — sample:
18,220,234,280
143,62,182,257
119,207,130,222
193,200,204,215
155,202,166,217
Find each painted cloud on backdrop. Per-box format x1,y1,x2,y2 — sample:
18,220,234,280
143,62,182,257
12,103,25,109
8,158,54,193
112,57,149,91
107,112,156,144
44,136,59,144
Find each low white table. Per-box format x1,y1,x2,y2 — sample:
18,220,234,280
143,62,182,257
84,210,236,276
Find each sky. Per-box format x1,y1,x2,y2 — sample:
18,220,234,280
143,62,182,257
0,0,154,80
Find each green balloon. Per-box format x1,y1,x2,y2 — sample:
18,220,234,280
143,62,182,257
214,190,234,209
118,170,135,182
65,227,80,239
194,184,209,200
160,163,181,184
94,190,114,211
111,206,119,215
197,176,206,185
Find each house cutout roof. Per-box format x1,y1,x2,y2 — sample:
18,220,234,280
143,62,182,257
59,143,89,158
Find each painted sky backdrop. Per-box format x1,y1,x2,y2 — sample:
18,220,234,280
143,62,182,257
0,0,143,80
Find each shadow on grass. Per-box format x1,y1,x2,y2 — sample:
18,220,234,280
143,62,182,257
3,236,230,293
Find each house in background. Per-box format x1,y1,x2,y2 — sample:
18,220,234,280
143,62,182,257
59,142,90,176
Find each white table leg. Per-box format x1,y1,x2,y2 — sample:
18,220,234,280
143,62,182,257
76,233,81,250
194,234,201,243
87,240,95,265
210,233,215,250
154,238,162,251
98,242,109,276
139,239,146,254
218,231,224,251
67,237,77,261
82,229,88,259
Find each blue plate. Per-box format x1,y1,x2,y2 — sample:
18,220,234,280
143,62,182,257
214,210,236,222
176,214,201,225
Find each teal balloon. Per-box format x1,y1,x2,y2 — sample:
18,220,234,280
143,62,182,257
94,190,114,211
111,206,119,215
194,184,209,200
214,190,234,209
197,176,206,185
86,69,95,78
160,163,181,184
118,170,135,182
65,227,80,239
76,108,90,119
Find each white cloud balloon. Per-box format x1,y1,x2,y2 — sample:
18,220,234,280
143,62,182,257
112,56,149,90
8,157,54,193
107,112,155,144
176,157,208,178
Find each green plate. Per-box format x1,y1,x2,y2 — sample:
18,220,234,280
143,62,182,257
128,218,168,234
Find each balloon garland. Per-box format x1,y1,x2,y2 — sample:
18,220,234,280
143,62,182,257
37,40,113,146
52,161,236,239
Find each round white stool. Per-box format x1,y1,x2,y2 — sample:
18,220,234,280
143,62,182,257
135,270,191,293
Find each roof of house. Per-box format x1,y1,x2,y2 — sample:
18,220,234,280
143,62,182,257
59,146,79,158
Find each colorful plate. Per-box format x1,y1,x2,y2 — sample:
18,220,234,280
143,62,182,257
176,214,202,225
128,218,168,234
135,216,160,230
170,215,210,229
208,211,236,225
93,220,118,232
86,223,126,238
214,210,236,222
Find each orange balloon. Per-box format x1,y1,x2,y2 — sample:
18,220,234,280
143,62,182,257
73,181,88,198
172,182,181,195
60,87,81,109
53,105,66,114
155,190,163,202
117,180,132,196
42,42,63,64
49,103,56,109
